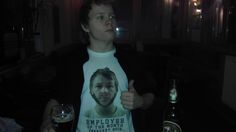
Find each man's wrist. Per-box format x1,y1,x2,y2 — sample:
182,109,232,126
138,96,145,109
41,118,53,128
139,93,155,110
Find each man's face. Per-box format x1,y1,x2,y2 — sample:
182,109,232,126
86,4,117,43
90,75,117,107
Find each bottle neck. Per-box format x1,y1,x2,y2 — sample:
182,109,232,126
169,99,177,104
169,87,178,102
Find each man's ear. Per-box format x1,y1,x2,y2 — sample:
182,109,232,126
81,24,89,32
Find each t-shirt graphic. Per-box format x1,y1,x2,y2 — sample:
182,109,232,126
85,67,126,118
76,48,135,132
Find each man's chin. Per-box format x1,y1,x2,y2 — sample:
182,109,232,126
98,101,113,107
106,33,116,39
100,102,111,107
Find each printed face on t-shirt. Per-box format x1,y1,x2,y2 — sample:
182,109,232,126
90,74,118,107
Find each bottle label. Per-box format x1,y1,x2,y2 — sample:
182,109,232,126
163,120,182,132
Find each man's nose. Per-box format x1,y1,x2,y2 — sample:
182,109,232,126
105,17,114,25
101,87,109,92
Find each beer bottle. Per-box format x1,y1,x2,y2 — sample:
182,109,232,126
162,79,183,132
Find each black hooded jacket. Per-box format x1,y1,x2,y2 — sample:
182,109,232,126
50,44,159,132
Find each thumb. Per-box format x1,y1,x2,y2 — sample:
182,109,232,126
128,80,135,92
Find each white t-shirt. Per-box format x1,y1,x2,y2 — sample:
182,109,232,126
76,48,135,132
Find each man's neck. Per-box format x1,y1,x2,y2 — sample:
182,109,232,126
96,104,117,116
89,39,114,52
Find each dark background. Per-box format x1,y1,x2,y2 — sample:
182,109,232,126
1,0,236,131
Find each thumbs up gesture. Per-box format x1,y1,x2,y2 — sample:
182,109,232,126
121,80,144,110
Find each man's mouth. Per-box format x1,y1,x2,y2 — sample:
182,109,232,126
106,29,114,32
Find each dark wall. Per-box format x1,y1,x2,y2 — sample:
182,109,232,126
228,0,236,43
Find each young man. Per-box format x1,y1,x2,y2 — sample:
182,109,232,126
40,0,155,131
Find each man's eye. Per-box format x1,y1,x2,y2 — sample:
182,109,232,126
96,16,104,20
106,85,113,89
96,85,102,89
109,15,116,20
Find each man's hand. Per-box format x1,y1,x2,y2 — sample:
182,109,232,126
40,99,59,132
120,80,144,110
40,119,56,132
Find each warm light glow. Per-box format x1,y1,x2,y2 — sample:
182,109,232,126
216,0,222,3
191,0,202,17
220,7,224,25
196,9,201,13
165,0,173,5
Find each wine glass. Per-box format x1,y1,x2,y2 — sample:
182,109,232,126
51,104,75,132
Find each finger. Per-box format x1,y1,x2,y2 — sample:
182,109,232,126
121,92,134,100
128,80,135,92
121,91,133,97
121,96,133,103
120,95,134,107
121,100,133,106
121,100,134,110
48,127,56,132
123,105,133,110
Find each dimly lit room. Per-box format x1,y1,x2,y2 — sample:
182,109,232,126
0,0,236,131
